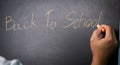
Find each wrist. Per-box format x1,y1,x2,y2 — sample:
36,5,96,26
91,56,108,65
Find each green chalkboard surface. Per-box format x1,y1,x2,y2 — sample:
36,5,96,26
0,0,119,65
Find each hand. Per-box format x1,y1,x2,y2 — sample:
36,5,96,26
90,24,118,65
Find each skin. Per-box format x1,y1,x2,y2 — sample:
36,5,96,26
90,24,118,65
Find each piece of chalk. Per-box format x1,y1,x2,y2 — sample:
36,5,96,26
97,24,105,32
97,24,100,28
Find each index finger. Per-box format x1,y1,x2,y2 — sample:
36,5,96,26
101,25,112,39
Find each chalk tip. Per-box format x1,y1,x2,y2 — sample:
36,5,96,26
97,24,100,28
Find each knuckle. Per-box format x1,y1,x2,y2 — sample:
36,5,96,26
106,37,113,42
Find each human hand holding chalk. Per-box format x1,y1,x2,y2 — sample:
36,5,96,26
90,24,118,65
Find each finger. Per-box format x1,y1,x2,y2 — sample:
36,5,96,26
96,25,106,39
101,25,112,39
97,24,102,31
97,24,105,32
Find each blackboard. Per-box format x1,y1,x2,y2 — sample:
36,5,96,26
0,0,119,65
